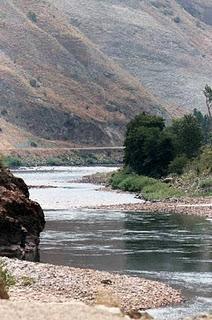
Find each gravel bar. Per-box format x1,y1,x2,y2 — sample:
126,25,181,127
1,257,182,313
90,198,212,218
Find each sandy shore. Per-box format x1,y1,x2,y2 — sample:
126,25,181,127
1,257,182,314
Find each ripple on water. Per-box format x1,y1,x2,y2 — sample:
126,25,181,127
14,167,212,320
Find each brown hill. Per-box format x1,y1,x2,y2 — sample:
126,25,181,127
53,0,212,113
0,0,175,148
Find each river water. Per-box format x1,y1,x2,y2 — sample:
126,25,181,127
14,166,212,319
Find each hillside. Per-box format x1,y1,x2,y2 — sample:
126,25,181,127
53,0,212,113
0,0,175,148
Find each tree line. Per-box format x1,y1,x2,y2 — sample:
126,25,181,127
124,86,212,178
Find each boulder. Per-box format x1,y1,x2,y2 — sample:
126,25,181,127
0,169,45,261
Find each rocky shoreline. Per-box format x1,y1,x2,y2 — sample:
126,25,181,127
1,257,182,313
90,198,212,218
81,173,212,218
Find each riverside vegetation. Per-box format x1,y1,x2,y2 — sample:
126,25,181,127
0,260,15,299
110,91,212,201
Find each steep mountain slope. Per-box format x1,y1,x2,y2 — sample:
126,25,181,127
0,0,173,148
177,0,212,25
53,0,212,113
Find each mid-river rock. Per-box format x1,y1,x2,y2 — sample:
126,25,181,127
0,168,45,260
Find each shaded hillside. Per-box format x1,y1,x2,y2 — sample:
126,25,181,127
177,0,212,26
53,0,212,113
0,0,173,148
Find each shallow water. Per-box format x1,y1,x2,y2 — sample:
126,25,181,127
14,166,212,319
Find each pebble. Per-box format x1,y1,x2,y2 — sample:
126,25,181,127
1,257,182,313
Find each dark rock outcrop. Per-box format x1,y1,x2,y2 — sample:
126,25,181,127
0,169,45,260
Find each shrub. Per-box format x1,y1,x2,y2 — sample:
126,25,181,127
168,155,188,175
27,11,37,23
21,276,36,287
0,260,16,299
199,178,212,190
30,78,40,88
167,114,203,159
187,146,212,176
30,141,38,148
110,170,183,200
5,156,23,168
174,16,181,23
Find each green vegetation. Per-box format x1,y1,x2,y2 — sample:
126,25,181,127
27,11,37,23
4,156,24,168
193,108,212,145
124,113,174,177
0,260,16,299
167,114,203,159
115,86,212,199
175,146,212,195
20,276,35,287
124,108,211,179
110,169,183,201
203,84,212,119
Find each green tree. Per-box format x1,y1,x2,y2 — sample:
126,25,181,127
168,114,203,158
193,108,212,145
124,113,174,177
203,84,212,118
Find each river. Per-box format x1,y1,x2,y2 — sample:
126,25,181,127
14,166,212,319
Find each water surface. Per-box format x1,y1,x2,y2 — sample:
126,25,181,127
14,167,212,319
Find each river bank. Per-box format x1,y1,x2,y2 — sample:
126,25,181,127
90,198,212,218
81,173,212,218
1,257,182,313
8,166,212,319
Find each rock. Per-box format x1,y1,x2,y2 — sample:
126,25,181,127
101,279,113,285
126,310,142,319
0,169,45,261
126,310,154,319
162,177,174,184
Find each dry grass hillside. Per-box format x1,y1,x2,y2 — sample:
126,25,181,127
0,0,175,148
53,0,212,113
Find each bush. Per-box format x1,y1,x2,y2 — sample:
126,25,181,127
30,141,38,148
187,146,212,176
21,276,36,287
167,114,203,159
4,156,23,168
168,155,188,175
110,169,183,200
27,11,37,23
0,260,16,299
174,16,181,23
199,178,212,191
